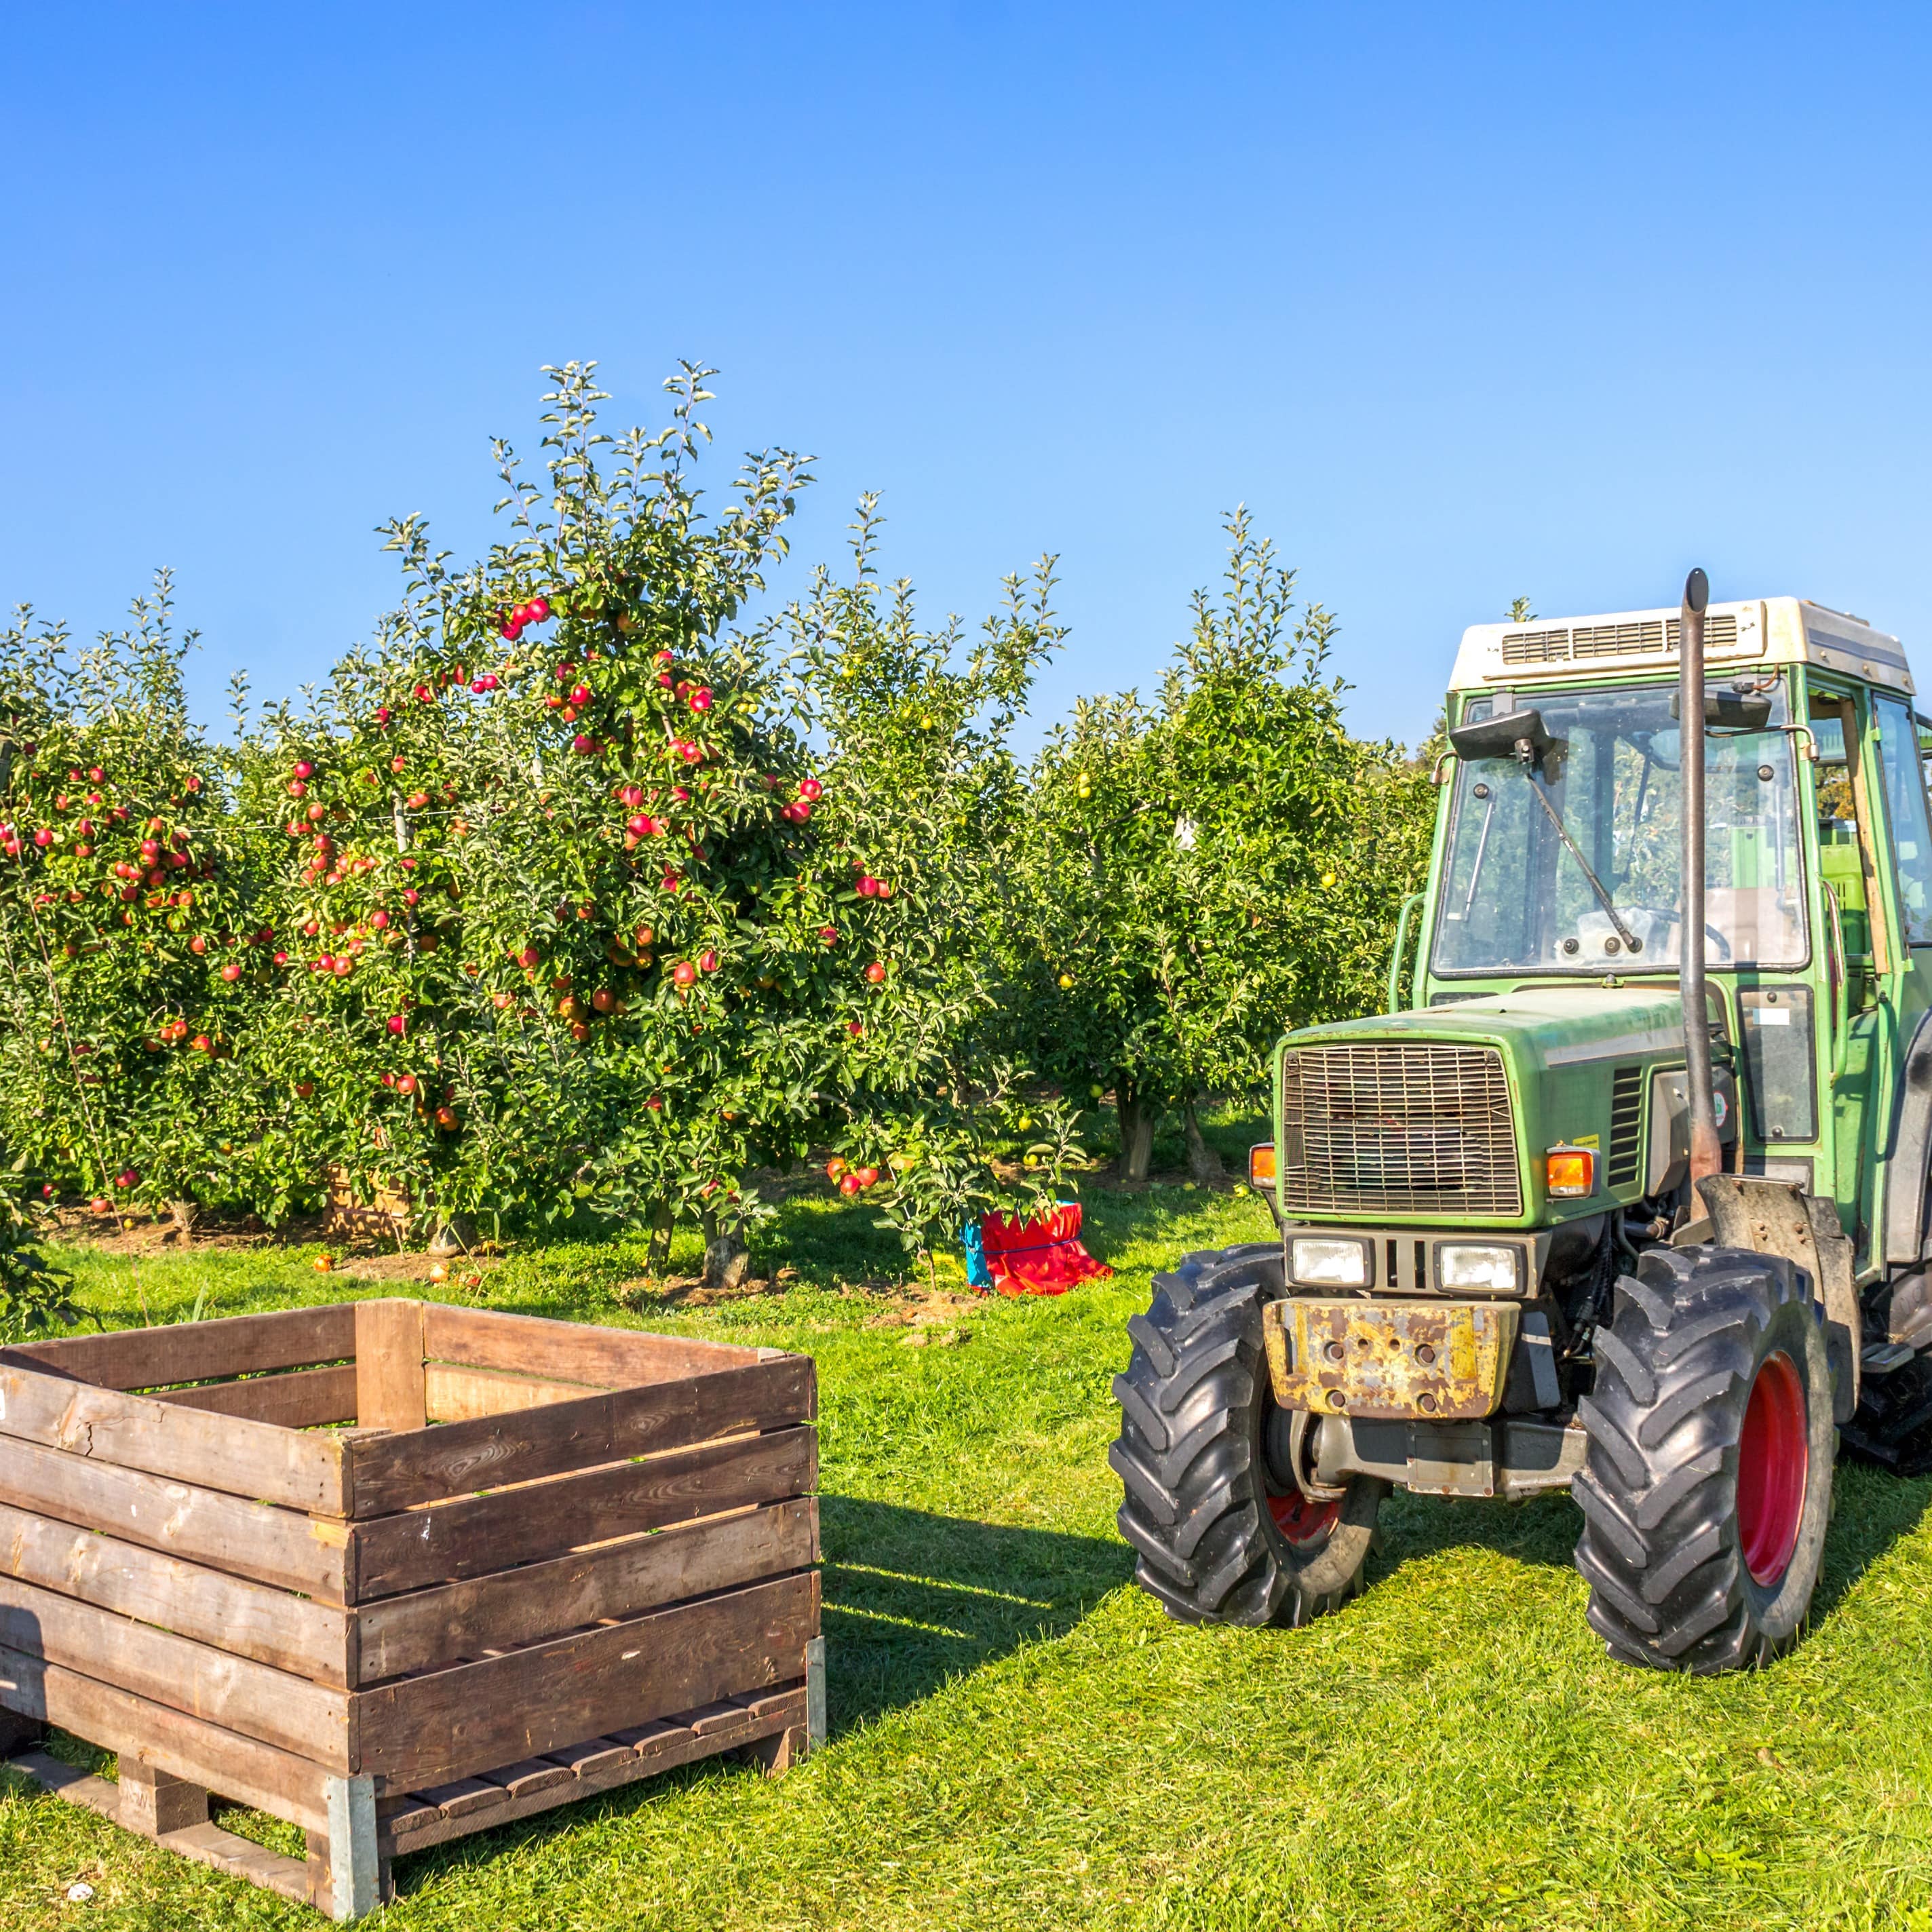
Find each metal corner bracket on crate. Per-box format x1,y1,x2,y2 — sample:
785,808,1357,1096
0,1300,822,1921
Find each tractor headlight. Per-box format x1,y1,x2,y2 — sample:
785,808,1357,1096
1437,1243,1522,1292
1289,1236,1370,1288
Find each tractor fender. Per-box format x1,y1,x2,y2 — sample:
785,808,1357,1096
1882,1005,1932,1268
1698,1174,1859,1424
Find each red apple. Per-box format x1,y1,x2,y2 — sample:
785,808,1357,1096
819,927,838,945
847,1021,864,1038
191,1035,212,1053
591,989,615,1013
698,949,719,973
293,760,315,780
866,962,886,984
570,683,592,706
189,935,208,954
387,1015,407,1036
398,1074,417,1096
32,828,51,847
672,960,697,987
826,1159,848,1182
798,777,823,802
838,1173,861,1197
371,910,389,930
220,963,242,982
690,687,714,711
295,1081,314,1098
528,595,551,623
646,1094,663,1110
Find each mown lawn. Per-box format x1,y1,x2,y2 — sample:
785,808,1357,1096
3,1149,1932,1931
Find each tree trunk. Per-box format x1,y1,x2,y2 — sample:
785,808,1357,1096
1182,1101,1225,1183
701,1207,750,1291
646,1201,674,1274
168,1199,197,1243
1117,1084,1155,1185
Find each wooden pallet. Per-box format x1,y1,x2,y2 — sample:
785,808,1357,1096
0,1302,822,1919
2,1664,824,1912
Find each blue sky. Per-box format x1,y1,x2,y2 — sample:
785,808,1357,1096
4,3,1929,752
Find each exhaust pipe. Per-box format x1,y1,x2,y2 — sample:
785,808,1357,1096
1678,566,1722,1189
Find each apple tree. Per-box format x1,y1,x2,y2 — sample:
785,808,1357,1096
1005,511,1433,1179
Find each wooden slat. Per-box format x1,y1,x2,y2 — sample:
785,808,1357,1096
0,1435,350,1604
541,1737,635,1777
611,1717,689,1750
346,1353,815,1516
353,1496,816,1683
148,1364,359,1429
0,1572,352,1768
375,1689,808,1858
354,1301,426,1434
347,1426,816,1601
0,1639,331,1831
3,1746,121,1818
164,1821,313,1905
0,1498,350,1686
421,1303,751,1388
358,1570,818,1786
424,1362,612,1423
495,1758,575,1800
1,1305,355,1393
686,1699,747,1737
417,1775,502,1819
377,1794,442,1840
0,1364,348,1515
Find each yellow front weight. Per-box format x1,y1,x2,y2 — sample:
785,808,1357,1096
1262,1298,1520,1422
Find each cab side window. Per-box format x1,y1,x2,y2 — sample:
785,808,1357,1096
1875,697,1932,944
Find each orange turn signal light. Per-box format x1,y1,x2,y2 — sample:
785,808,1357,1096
1545,1146,1595,1199
1249,1142,1277,1186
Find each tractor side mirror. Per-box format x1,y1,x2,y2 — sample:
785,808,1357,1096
1670,687,1773,731
1448,706,1556,766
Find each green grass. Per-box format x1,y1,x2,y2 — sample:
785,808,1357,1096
5,1146,1932,1930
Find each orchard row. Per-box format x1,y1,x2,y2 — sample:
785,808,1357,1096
0,362,1431,1262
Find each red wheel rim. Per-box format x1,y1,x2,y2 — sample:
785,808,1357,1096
1268,1490,1341,1546
1736,1350,1808,1587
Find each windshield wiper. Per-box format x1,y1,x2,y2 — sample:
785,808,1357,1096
1520,769,1642,952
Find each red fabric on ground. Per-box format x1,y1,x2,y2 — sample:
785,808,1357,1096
980,1202,1112,1296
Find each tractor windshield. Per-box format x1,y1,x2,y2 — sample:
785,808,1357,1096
1431,678,1805,975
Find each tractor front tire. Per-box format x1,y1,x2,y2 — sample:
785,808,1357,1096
1110,1245,1385,1628
1574,1245,1835,1673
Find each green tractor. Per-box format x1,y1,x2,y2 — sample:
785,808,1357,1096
1113,576,1932,1671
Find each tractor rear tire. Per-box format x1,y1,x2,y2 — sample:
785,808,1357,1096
1110,1245,1385,1628
1574,1245,1834,1673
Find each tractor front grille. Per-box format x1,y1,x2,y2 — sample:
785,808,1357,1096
1279,1043,1522,1217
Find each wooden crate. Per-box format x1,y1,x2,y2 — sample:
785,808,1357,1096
0,1300,822,1920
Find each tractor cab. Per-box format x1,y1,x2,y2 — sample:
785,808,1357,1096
1417,596,1931,1275
1113,592,1932,1673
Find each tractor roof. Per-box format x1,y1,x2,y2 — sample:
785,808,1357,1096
1449,596,1914,699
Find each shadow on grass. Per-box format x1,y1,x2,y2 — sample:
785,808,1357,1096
819,1496,1132,1733
1365,1455,1932,1637
387,1497,1131,1901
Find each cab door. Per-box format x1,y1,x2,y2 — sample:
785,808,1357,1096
1867,691,1932,1264
1806,683,1901,1261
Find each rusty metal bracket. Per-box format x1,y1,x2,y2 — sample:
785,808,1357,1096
1697,1174,1859,1423
1262,1297,1518,1422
